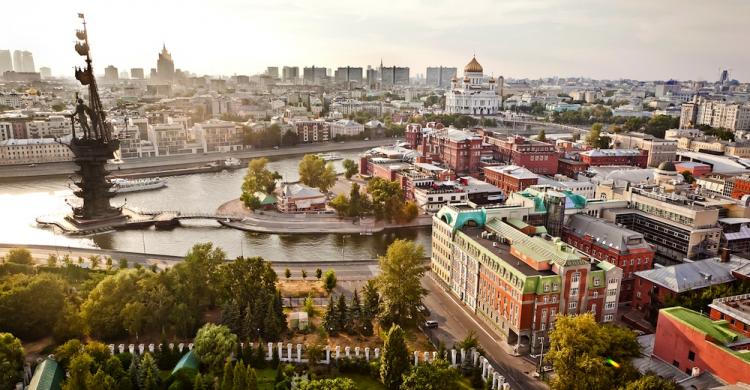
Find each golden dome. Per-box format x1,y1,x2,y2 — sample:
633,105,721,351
464,56,483,73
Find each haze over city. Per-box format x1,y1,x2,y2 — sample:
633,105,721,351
4,0,750,80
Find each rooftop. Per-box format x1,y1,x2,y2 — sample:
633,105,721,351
460,225,554,277
634,256,750,293
484,165,539,180
486,218,590,267
662,306,750,363
581,148,645,157
709,293,750,325
566,213,653,253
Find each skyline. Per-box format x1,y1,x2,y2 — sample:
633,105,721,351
3,0,750,81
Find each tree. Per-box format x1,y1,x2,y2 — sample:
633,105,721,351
362,280,380,320
401,201,419,222
221,360,234,390
6,248,32,264
329,194,350,218
82,269,150,339
301,270,307,280
367,177,407,222
400,359,460,390
119,258,129,270
232,360,248,390
537,129,547,142
335,294,349,332
682,171,695,184
323,269,337,293
300,378,357,390
586,123,611,149
622,374,678,390
193,323,238,374
0,273,67,340
303,294,317,318
121,301,147,340
376,239,428,326
546,313,640,390
54,302,87,343
342,159,358,179
285,268,291,279
315,268,322,279
380,324,410,390
322,296,337,333
139,353,160,390
246,365,258,390
90,255,101,269
47,253,58,267
0,333,24,390
241,158,281,208
64,352,94,390
298,154,337,192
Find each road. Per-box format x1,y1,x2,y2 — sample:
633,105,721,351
0,138,397,179
0,243,379,280
422,275,548,390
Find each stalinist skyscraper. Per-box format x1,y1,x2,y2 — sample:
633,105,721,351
156,44,175,82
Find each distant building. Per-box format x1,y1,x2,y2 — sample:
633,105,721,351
579,149,649,168
445,56,500,115
282,66,299,82
130,68,145,79
12,50,34,72
2,71,41,82
426,66,457,88
197,120,244,153
680,97,750,131
329,119,364,138
0,50,11,74
292,119,330,143
380,66,409,86
303,66,327,84
653,306,750,384
266,66,279,79
418,128,485,175
709,294,750,338
156,44,175,82
39,67,51,78
0,135,74,164
610,132,677,168
334,66,363,84
104,65,119,81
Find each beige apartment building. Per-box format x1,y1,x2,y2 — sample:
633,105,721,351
609,132,677,167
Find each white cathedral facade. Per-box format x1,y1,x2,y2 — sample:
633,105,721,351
445,56,501,116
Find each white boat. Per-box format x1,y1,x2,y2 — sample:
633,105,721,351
224,157,242,168
111,177,167,193
316,152,343,162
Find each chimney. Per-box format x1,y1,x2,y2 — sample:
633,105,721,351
719,248,731,263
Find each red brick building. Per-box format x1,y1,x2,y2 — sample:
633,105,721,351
557,158,589,178
708,294,750,338
418,128,486,175
579,149,648,167
631,254,750,325
484,135,559,175
653,306,750,383
405,122,443,150
563,214,655,303
482,165,538,196
731,175,750,200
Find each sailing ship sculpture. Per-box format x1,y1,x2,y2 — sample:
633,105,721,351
65,14,124,225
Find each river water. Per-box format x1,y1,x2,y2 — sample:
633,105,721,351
0,150,432,261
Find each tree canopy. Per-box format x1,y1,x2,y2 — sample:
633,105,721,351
193,323,238,374
401,358,460,390
0,333,24,390
380,324,410,390
376,239,428,326
240,158,281,209
298,154,337,192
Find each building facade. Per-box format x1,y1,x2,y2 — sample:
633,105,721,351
579,149,649,168
426,66,457,88
486,135,559,175
680,97,750,131
482,165,538,195
445,56,500,115
610,132,677,168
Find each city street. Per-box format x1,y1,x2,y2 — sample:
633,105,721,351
422,275,549,390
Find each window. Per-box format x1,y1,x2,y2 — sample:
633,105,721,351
672,360,680,368
604,314,614,322
594,278,600,287
688,351,695,361
593,291,598,299
572,272,580,283
544,283,549,292
591,303,597,313
568,302,577,310
570,288,579,296
605,302,616,310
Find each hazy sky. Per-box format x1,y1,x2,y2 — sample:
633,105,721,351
4,0,749,81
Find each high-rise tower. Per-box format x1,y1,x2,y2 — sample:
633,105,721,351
156,44,175,82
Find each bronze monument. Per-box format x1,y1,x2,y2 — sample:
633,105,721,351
65,14,124,226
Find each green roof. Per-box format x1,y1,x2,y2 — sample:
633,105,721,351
28,359,64,390
253,192,277,205
662,307,750,363
486,218,588,268
172,350,200,374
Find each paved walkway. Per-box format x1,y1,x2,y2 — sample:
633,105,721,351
217,199,433,234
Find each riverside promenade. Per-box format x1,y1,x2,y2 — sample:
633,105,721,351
216,199,433,234
0,138,396,179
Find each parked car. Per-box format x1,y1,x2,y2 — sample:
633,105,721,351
424,320,438,329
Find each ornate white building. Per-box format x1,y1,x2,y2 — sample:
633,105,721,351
445,56,501,116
